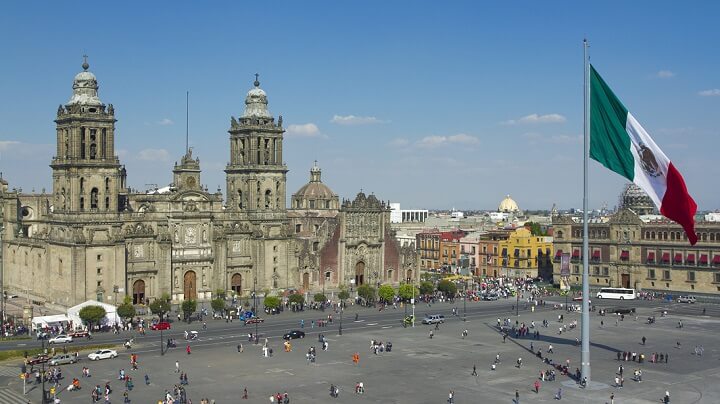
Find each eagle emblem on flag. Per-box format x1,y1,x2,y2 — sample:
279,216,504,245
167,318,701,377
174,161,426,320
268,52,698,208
635,142,661,178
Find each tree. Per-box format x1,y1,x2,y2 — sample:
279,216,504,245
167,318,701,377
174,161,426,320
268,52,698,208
338,289,350,302
288,293,304,306
357,284,376,303
79,305,106,330
313,293,326,303
149,293,171,321
264,295,281,310
215,289,227,299
398,284,419,301
419,281,435,295
181,299,197,322
377,284,396,303
116,296,136,322
524,222,546,236
210,298,226,314
437,279,457,297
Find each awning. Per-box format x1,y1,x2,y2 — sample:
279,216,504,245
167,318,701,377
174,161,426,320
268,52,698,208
620,250,629,259
700,254,708,264
647,252,656,262
572,249,580,257
713,255,720,265
674,253,683,263
555,250,563,257
687,254,695,263
592,250,601,258
661,252,670,263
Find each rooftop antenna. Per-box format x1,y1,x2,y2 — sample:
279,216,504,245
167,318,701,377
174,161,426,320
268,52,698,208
185,91,189,155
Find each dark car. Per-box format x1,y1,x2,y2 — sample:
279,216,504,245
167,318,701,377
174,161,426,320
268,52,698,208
69,330,90,338
27,354,49,366
611,307,636,315
283,330,305,340
245,317,264,325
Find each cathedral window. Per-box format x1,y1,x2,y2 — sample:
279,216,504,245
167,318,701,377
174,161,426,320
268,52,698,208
105,178,110,193
101,128,107,158
80,197,85,211
309,200,315,209
296,224,302,233
325,200,330,209
90,188,99,209
313,242,319,252
238,190,243,209
80,178,85,193
89,129,97,159
105,197,110,210
265,190,272,209
80,127,86,159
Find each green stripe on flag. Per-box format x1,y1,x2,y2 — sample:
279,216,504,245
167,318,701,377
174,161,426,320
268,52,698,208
590,65,634,181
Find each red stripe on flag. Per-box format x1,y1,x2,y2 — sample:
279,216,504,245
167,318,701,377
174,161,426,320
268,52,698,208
660,162,698,245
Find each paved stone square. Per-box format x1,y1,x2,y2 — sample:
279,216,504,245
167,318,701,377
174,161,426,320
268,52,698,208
2,299,720,403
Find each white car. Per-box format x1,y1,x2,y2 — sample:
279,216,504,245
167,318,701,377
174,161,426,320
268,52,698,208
48,334,73,344
88,349,117,361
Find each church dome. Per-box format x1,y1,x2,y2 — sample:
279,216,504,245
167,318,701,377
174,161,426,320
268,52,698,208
67,57,103,107
242,75,272,119
498,195,520,213
621,183,655,215
291,162,338,210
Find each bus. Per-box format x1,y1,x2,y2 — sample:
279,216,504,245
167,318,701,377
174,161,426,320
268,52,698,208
596,288,636,300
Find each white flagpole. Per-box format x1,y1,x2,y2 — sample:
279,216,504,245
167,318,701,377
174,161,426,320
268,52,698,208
581,38,592,383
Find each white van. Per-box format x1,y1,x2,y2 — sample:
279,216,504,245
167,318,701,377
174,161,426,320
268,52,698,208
422,314,445,325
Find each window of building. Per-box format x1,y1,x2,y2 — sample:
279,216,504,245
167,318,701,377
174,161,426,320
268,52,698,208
309,200,315,209
573,265,580,274
663,270,671,280
97,254,102,261
295,224,302,233
58,258,62,276
648,269,656,279
602,267,609,276
593,267,599,276
97,268,102,276
314,224,319,232
312,242,319,252
714,273,720,283
97,280,103,288
687,271,696,282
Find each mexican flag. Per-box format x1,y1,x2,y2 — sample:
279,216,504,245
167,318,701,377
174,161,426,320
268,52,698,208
589,65,698,245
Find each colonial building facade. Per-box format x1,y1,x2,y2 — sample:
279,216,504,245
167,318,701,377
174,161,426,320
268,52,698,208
0,61,415,309
552,185,720,294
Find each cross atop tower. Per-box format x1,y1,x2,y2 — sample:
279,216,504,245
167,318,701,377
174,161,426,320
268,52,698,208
82,55,89,71
254,73,260,87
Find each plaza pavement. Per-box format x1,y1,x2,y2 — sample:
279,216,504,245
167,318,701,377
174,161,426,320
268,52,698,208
2,298,720,403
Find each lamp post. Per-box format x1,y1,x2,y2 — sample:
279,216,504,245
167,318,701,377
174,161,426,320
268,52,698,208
339,304,343,335
160,308,164,356
253,276,258,344
40,337,48,403
0,225,4,326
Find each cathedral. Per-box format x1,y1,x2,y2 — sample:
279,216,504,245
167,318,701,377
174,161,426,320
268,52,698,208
0,60,417,310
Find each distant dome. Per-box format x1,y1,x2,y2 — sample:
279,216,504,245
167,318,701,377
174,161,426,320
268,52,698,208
621,183,655,215
67,58,103,107
498,195,520,213
241,75,272,119
291,162,338,210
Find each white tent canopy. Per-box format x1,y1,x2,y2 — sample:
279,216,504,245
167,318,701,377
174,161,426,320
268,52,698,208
31,314,70,331
67,300,122,330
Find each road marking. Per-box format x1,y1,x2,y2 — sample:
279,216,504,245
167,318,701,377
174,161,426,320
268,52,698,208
367,323,378,326
381,326,393,329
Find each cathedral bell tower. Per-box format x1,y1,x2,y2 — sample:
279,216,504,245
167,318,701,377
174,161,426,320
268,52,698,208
225,75,288,218
51,57,122,213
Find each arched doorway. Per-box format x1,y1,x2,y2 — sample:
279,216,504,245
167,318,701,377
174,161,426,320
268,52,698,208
405,269,412,282
302,273,310,290
355,261,365,286
231,273,242,295
132,280,145,304
183,271,197,300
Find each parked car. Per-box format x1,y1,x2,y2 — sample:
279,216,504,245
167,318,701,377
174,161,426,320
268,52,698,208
48,334,73,344
482,294,499,301
88,349,117,361
49,354,78,366
421,314,445,325
677,296,696,304
150,322,171,331
244,317,264,325
283,330,305,340
610,307,636,315
26,354,49,365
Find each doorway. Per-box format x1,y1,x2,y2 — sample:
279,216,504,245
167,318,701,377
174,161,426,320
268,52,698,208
132,279,145,304
355,261,365,286
184,270,197,300
231,273,242,295
302,272,310,290
621,273,631,289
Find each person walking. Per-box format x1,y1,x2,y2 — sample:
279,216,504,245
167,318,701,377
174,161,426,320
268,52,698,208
186,345,191,355
663,390,670,403
515,389,520,403
534,380,541,394
175,361,180,373
610,393,615,404
448,390,454,404
555,388,562,400
471,364,477,376
642,336,646,345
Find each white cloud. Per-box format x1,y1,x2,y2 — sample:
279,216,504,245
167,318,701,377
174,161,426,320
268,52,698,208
157,118,174,126
522,132,581,144
330,115,386,125
137,148,170,161
655,70,675,79
0,140,21,152
389,138,410,147
503,113,566,125
698,89,720,96
416,133,480,148
286,123,322,137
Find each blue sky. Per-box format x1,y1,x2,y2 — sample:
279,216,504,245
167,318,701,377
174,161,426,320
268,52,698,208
1,1,718,210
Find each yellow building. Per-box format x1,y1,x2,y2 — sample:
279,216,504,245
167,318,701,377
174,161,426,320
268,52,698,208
498,228,553,279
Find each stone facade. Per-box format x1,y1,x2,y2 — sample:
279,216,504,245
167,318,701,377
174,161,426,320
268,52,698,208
0,61,417,309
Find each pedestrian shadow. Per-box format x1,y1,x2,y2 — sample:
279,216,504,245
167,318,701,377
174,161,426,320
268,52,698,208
483,323,620,354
